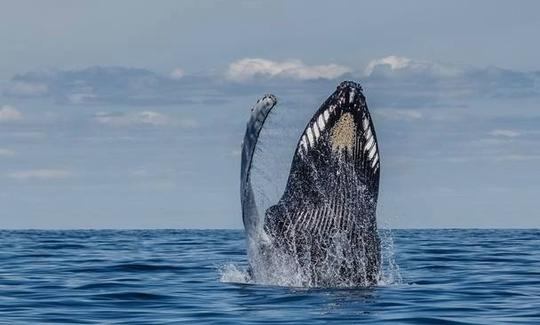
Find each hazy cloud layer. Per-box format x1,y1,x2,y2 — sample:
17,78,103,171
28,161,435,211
95,111,173,127
6,169,72,180
3,66,220,105
169,68,185,80
376,108,423,121
4,57,539,109
364,56,540,107
0,105,23,121
0,148,16,157
489,129,521,138
93,110,199,128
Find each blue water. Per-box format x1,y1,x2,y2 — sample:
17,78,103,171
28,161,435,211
0,229,539,324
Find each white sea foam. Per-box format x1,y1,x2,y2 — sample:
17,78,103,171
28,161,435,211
218,264,251,284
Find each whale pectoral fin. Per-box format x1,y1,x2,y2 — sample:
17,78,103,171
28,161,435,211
241,95,278,237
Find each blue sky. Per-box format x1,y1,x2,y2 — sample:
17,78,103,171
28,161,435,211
1,0,539,229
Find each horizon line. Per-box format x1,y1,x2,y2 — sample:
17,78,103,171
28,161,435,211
0,227,538,231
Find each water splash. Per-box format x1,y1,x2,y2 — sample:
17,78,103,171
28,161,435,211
219,229,402,287
378,228,403,286
218,264,251,284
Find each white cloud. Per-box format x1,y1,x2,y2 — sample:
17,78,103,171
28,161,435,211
130,168,150,177
134,111,171,126
177,118,199,128
170,68,185,80
364,55,465,78
5,81,48,97
66,88,96,104
0,105,23,121
489,129,520,138
376,108,423,121
365,56,412,75
227,58,351,81
94,111,197,128
95,111,172,127
7,169,72,180
495,154,540,161
0,148,16,157
129,166,177,179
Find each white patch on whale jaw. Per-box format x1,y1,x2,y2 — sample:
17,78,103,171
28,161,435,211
330,112,356,155
296,89,380,177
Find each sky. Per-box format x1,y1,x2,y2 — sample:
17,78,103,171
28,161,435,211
0,0,539,229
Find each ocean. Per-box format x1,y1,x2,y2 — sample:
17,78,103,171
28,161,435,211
0,229,539,324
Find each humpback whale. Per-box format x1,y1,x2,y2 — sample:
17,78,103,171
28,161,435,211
241,81,380,287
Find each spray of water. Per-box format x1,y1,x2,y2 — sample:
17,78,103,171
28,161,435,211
378,228,403,285
218,263,251,284
219,230,401,286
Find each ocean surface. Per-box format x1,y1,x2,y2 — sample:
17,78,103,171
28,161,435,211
0,229,539,324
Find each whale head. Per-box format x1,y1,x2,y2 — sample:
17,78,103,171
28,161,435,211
285,81,380,205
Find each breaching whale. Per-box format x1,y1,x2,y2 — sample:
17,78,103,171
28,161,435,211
241,81,380,287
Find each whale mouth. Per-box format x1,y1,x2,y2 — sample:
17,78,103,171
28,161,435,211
286,81,380,203
306,82,377,162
